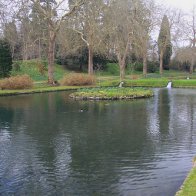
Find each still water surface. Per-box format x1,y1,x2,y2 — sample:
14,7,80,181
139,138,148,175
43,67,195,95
0,88,196,196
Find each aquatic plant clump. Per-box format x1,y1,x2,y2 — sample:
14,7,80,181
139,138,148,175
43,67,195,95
70,87,153,100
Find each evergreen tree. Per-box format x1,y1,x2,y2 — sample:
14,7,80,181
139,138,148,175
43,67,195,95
0,39,12,77
158,15,172,73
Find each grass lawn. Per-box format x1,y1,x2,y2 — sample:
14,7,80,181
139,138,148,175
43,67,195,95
176,166,196,196
0,85,82,96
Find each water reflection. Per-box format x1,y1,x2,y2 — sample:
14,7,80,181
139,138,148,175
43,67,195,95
0,89,196,195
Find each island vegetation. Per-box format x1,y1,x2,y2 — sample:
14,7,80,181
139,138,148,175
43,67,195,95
70,87,153,100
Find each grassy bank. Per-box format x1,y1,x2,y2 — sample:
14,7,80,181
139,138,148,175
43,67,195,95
0,85,82,96
99,78,196,88
176,161,196,196
0,78,196,97
12,60,68,81
0,60,195,97
99,78,168,87
70,87,153,100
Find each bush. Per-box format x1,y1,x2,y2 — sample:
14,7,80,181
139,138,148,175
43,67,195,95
147,61,158,73
60,73,96,86
105,63,119,75
0,39,12,77
131,61,158,73
0,75,33,90
133,62,143,72
12,62,20,71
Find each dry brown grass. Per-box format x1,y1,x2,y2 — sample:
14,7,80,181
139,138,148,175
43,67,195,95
60,73,96,86
0,75,33,90
130,75,140,80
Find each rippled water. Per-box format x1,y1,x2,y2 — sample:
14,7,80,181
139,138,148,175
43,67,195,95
0,88,196,196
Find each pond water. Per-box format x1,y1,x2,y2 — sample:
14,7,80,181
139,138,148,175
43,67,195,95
0,88,196,196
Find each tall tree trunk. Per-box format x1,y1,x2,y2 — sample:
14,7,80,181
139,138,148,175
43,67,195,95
38,37,41,59
190,55,194,74
160,50,164,75
143,54,147,77
48,31,55,84
120,62,125,81
88,45,93,75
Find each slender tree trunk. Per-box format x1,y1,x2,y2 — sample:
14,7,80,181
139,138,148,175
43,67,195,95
38,37,41,59
160,50,164,75
11,45,15,59
190,55,194,74
118,55,126,81
143,54,147,77
88,45,93,75
118,37,131,82
23,42,28,61
120,62,125,81
48,31,55,84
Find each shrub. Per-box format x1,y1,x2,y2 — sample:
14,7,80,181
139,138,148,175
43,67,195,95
105,63,119,75
133,62,143,72
131,61,158,73
0,75,33,90
130,75,140,80
0,39,12,77
147,61,158,73
60,73,96,86
12,62,20,71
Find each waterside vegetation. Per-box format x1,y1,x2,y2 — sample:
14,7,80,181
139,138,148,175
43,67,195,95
176,160,196,196
70,87,153,100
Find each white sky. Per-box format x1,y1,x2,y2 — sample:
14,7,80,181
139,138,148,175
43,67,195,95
157,0,196,12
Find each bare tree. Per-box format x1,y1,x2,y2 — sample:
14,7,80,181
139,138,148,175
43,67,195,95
30,0,84,84
105,0,136,81
185,7,196,74
69,0,106,75
132,0,156,76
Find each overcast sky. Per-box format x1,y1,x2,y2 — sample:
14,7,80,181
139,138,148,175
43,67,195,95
156,0,196,12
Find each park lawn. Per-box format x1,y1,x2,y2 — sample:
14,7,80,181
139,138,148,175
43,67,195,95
99,78,169,87
176,167,196,196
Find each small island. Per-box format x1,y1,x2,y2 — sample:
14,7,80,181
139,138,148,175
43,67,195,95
70,87,153,100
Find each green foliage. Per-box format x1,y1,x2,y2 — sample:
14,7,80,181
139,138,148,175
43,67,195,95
148,61,158,73
132,62,143,72
60,73,96,86
0,39,12,77
12,62,20,71
105,63,119,75
70,87,153,100
130,61,158,73
163,44,172,70
158,15,172,69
